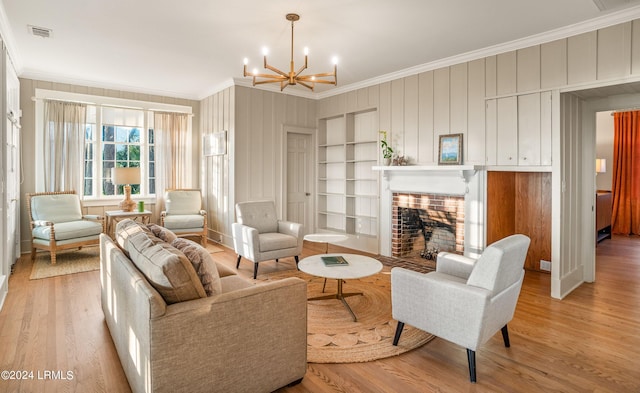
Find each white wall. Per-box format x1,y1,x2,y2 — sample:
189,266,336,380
316,18,640,299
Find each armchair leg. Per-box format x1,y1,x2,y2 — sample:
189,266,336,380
392,321,405,346
253,262,259,279
51,251,57,265
466,349,477,383
236,255,242,268
30,247,36,261
295,255,299,270
501,325,510,347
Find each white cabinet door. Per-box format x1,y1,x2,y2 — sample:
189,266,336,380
540,91,553,166
518,93,541,165
497,96,518,165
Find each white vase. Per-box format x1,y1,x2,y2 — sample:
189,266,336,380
384,157,392,166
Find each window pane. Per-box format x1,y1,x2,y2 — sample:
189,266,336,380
85,124,94,140
102,125,114,142
84,180,92,196
85,144,93,160
84,161,92,177
103,144,115,160
149,179,155,195
148,128,154,144
149,146,154,161
116,145,127,161
149,162,155,178
130,128,140,143
116,127,130,143
129,145,140,161
103,179,115,196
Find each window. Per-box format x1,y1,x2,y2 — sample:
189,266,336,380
35,89,193,200
83,107,155,198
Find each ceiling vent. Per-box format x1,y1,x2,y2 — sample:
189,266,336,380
28,25,52,38
592,0,636,11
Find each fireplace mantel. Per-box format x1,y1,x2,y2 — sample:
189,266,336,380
373,165,484,183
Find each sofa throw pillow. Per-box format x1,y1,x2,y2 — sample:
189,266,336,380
171,238,222,296
115,219,155,255
127,230,207,304
147,223,178,243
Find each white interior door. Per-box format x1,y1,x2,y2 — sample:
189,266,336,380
286,130,313,233
6,59,19,264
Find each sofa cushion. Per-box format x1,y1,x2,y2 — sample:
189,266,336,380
171,238,222,296
33,220,103,241
163,214,205,230
259,232,298,252
147,223,178,243
127,230,206,304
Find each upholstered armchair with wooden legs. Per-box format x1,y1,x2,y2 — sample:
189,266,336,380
232,200,304,279
161,189,208,246
26,190,105,264
391,234,531,383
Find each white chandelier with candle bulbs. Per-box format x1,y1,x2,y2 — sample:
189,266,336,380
243,13,337,91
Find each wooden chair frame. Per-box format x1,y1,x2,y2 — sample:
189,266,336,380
160,188,208,246
26,190,105,264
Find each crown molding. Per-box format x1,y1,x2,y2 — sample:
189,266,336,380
19,68,200,101
316,4,640,100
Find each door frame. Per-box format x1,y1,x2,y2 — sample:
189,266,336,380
280,125,316,231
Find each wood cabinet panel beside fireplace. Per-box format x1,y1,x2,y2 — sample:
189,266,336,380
487,171,552,272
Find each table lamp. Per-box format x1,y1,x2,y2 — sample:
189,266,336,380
596,158,606,174
111,167,140,212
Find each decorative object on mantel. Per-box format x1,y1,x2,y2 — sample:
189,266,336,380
242,13,338,91
438,133,463,165
379,130,394,165
392,155,408,166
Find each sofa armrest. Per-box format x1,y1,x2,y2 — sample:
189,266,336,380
151,277,307,392
436,252,476,279
232,222,260,260
199,209,207,216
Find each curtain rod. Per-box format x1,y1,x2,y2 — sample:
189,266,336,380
30,96,194,116
610,108,640,115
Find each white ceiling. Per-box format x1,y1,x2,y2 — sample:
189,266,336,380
3,0,640,100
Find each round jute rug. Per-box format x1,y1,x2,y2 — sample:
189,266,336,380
261,268,434,363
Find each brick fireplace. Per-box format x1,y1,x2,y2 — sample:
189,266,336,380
392,193,465,266
376,165,485,260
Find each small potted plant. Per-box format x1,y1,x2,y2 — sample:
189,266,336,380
379,131,393,165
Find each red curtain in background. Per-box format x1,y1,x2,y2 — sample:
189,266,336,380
611,111,640,235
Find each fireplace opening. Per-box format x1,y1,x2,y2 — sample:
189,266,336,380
392,193,464,267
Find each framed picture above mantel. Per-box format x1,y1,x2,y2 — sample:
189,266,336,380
438,133,463,165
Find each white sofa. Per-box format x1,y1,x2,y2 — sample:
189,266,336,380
100,219,307,393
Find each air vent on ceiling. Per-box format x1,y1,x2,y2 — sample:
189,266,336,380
592,0,634,11
28,25,52,38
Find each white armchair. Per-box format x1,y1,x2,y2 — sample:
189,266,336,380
232,200,304,279
161,189,208,246
26,190,105,264
391,234,531,383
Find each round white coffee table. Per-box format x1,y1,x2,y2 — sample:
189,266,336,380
303,233,348,253
298,253,382,321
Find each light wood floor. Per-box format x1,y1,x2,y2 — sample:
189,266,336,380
0,236,638,393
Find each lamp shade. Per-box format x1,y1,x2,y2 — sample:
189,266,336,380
595,158,607,174
111,167,141,185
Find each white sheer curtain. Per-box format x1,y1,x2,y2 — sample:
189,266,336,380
154,112,190,214
42,100,87,192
